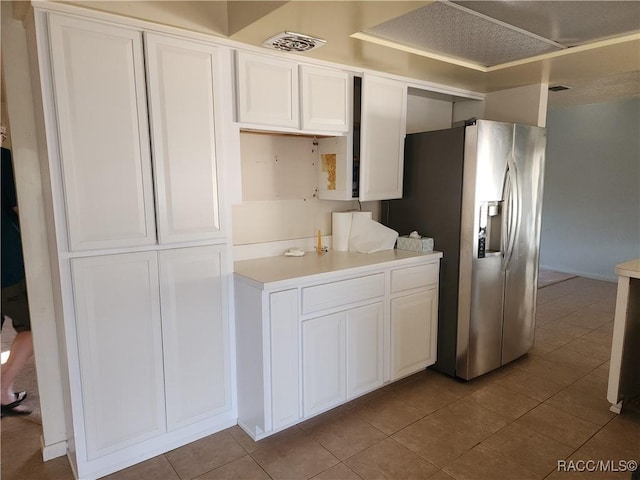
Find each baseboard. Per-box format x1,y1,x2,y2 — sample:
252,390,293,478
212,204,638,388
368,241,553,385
538,264,617,283
41,437,67,461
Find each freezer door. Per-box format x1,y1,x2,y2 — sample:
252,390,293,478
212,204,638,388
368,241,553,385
501,124,546,364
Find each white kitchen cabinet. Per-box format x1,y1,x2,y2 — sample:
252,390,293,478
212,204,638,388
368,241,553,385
300,65,350,133
145,33,223,244
47,14,156,251
303,312,346,416
235,51,299,128
159,246,231,430
359,74,408,201
235,51,351,134
235,250,441,440
390,263,439,380
71,252,166,460
37,10,235,479
317,74,407,201
270,289,300,431
347,302,384,398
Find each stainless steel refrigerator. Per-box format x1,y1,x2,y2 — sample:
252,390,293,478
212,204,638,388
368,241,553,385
383,119,546,380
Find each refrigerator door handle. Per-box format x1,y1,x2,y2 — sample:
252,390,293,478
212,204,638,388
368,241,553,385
502,160,519,270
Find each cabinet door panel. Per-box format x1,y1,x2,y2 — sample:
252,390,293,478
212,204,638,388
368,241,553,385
359,74,407,201
159,246,231,430
235,51,299,128
145,34,223,243
346,302,384,399
303,313,346,416
48,14,155,250
270,289,300,430
71,252,165,459
300,66,350,132
390,289,438,380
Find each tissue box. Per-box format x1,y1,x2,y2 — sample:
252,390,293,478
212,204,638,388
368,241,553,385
396,235,434,253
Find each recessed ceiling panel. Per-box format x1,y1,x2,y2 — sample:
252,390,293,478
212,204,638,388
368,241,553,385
364,1,563,67
454,1,640,46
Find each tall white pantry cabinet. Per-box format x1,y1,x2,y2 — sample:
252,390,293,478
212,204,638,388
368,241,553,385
34,10,235,479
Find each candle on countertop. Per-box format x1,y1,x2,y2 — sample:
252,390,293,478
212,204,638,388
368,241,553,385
317,229,322,251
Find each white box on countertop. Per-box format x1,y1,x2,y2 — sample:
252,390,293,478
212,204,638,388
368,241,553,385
396,235,434,253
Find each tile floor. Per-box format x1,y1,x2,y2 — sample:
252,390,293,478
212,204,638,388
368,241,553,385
2,276,639,480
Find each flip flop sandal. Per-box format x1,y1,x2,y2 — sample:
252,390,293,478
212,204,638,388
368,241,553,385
1,392,31,417
1,400,32,416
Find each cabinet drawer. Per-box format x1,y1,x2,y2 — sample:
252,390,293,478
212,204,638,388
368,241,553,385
391,263,438,294
302,273,384,315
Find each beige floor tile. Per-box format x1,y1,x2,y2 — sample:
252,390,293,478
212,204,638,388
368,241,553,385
428,470,455,479
442,444,538,480
562,338,612,362
1,420,75,480
591,361,611,379
195,455,270,480
544,347,606,372
580,323,614,347
538,321,593,341
529,339,560,356
513,356,591,386
102,456,180,480
350,390,425,435
165,430,246,479
495,369,566,402
303,411,387,461
516,404,601,449
344,438,437,480
533,327,577,348
482,422,575,477
392,398,509,468
577,413,640,461
468,383,540,420
561,305,614,330
385,373,461,416
311,462,363,479
250,427,339,479
226,425,261,453
545,376,617,427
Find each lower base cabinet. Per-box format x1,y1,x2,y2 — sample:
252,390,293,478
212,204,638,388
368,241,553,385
70,245,233,475
235,252,441,440
390,289,438,380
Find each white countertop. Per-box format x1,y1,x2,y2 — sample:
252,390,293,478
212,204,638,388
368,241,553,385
234,249,443,287
615,258,640,279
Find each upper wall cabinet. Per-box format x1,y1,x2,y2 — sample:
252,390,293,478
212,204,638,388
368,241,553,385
47,15,226,251
235,51,350,134
300,65,350,133
235,51,300,129
48,14,156,251
359,74,407,201
317,74,407,202
145,33,223,244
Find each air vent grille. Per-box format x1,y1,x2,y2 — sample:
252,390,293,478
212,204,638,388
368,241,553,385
263,32,326,53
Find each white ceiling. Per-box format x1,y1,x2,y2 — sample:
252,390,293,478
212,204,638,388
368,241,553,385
59,0,640,107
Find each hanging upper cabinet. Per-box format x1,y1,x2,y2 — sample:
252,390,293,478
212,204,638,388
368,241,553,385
317,74,407,201
235,51,350,134
300,65,350,133
359,74,407,201
235,51,300,129
144,33,223,244
47,15,156,251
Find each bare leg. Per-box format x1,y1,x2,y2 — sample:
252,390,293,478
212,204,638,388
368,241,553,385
1,331,33,407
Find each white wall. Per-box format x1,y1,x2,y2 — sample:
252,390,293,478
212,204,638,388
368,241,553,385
540,97,640,281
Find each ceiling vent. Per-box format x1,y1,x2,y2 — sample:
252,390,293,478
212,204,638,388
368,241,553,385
549,85,572,92
263,32,326,53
